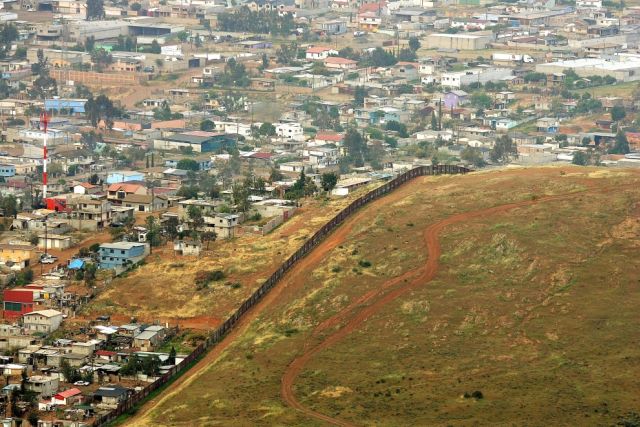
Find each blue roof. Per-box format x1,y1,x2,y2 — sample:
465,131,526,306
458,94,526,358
68,259,85,270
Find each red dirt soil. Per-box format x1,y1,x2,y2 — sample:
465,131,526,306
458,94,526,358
279,188,609,426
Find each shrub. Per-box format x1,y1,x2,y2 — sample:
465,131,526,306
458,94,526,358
359,260,372,268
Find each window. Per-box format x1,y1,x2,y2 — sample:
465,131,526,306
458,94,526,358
4,302,21,311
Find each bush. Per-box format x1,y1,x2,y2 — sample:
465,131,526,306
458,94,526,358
358,260,372,268
195,269,226,288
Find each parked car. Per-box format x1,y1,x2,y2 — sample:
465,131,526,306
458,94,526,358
73,381,90,386
40,254,57,264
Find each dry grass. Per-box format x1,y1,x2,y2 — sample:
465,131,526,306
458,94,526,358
134,166,640,426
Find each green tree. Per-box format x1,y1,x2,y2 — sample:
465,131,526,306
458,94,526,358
85,94,118,129
29,49,57,99
431,111,438,130
200,119,215,131
320,172,338,192
470,92,492,110
168,346,177,365
354,85,367,107
461,146,486,167
611,105,626,122
343,128,366,167
0,24,18,60
408,36,421,52
150,39,161,54
572,151,588,166
489,135,516,163
187,205,205,233
610,130,630,154
130,2,142,11
259,122,276,136
177,159,199,171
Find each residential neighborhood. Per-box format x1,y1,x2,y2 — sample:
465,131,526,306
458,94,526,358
0,0,635,423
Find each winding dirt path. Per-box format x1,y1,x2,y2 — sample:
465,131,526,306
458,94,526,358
280,190,593,427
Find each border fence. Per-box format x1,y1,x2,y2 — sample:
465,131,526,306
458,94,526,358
93,164,470,426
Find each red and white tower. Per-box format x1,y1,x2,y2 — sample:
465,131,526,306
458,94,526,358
40,111,48,201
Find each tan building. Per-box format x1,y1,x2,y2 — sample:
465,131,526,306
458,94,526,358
0,243,35,270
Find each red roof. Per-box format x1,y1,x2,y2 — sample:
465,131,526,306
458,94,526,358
307,46,333,54
107,183,145,193
96,350,117,356
359,1,386,13
55,388,82,399
77,182,96,189
316,132,344,142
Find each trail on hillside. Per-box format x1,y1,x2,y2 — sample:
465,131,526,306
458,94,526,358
127,179,422,426
280,190,595,427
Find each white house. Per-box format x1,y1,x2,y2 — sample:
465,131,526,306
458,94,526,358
275,122,305,141
440,67,513,89
306,46,338,60
22,309,64,334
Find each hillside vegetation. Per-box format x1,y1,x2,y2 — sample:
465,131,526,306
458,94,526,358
130,167,640,426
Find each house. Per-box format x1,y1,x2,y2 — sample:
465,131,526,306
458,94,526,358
443,90,469,109
0,243,35,270
51,387,82,406
122,194,168,213
304,145,340,168
38,234,72,250
98,242,149,271
332,176,372,196
153,131,235,153
173,238,202,256
133,326,165,350
314,132,344,146
358,12,382,31
306,46,338,60
0,164,16,178
26,375,59,397
440,68,513,89
106,171,144,184
324,57,357,70
72,182,100,195
320,20,347,35
107,183,148,205
201,214,240,239
2,288,38,320
68,197,112,231
537,117,559,133
22,309,64,334
93,385,129,409
275,122,304,141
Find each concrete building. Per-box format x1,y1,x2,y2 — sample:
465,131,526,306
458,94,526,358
425,33,493,50
440,67,513,89
22,309,64,334
535,56,640,82
98,242,149,271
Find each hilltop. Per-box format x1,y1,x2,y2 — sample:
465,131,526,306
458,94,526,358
128,166,640,426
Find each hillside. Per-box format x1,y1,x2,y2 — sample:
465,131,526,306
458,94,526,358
128,167,640,426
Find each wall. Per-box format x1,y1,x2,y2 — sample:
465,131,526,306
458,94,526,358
93,164,470,426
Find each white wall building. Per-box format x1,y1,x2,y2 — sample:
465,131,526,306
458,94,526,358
440,67,513,89
275,122,305,141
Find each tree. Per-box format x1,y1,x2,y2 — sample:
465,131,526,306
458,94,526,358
153,101,173,120
130,2,142,11
261,53,269,70
201,231,217,250
470,92,492,110
362,47,397,67
344,128,367,167
187,205,204,233
461,146,486,167
489,135,516,163
145,215,162,249
408,36,421,52
321,172,338,192
610,130,630,154
85,94,118,129
29,49,57,99
0,24,18,60
354,86,367,107
200,119,215,131
176,31,189,42
385,120,409,138
258,122,276,136
397,48,417,62
431,112,438,130
611,105,626,122
572,151,588,165
177,159,200,171
86,0,105,20
91,48,112,71
150,39,161,54
167,346,177,365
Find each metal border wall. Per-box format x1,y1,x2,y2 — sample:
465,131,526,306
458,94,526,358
93,165,470,426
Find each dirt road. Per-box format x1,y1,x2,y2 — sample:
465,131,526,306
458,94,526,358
127,176,425,426
36,230,112,277
279,188,604,426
